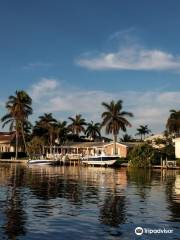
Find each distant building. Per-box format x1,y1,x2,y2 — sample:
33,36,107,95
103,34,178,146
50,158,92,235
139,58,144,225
145,133,165,141
0,132,16,152
145,133,166,149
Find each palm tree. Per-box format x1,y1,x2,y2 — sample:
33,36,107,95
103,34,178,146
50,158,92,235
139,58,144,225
1,91,32,159
56,121,69,144
68,114,86,136
85,121,101,141
136,125,151,140
34,113,57,154
120,134,132,142
166,110,180,136
101,100,133,154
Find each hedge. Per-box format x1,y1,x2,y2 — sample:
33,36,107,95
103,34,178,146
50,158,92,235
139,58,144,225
0,152,27,159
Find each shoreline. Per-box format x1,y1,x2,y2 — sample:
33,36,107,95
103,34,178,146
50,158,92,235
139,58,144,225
0,159,180,169
0,159,28,164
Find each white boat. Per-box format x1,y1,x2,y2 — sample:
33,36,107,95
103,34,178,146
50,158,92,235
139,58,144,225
27,159,58,165
82,152,119,166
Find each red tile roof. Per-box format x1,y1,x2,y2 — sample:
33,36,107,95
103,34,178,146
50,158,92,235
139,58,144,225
0,132,16,143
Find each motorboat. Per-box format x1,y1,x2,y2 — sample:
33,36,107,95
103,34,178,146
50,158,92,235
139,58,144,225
27,159,58,165
81,152,119,166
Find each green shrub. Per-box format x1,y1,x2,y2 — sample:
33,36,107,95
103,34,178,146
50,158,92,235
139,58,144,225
176,159,180,166
114,158,128,167
162,143,175,159
128,143,155,168
0,152,27,159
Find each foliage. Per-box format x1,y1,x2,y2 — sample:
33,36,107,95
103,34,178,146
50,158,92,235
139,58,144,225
56,121,69,144
120,134,133,142
128,143,155,168
166,109,180,136
33,113,57,148
27,136,45,155
68,114,86,136
1,90,32,158
114,158,128,167
136,125,151,140
160,142,175,160
85,121,101,140
176,159,180,166
153,138,166,145
101,100,133,154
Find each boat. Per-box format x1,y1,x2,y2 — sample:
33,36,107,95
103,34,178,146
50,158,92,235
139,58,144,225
81,152,119,166
27,159,59,165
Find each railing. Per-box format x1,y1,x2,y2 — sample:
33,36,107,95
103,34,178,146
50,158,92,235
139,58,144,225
162,160,176,167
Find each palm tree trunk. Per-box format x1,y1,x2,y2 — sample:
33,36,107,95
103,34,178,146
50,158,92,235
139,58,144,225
113,134,117,155
50,133,53,154
20,122,30,157
15,124,18,159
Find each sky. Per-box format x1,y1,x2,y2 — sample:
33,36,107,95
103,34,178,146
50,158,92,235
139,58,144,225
0,0,180,136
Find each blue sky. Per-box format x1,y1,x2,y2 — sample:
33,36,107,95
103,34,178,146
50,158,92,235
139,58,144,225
1,0,180,136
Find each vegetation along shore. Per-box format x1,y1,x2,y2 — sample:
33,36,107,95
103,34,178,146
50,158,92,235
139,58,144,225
0,90,180,168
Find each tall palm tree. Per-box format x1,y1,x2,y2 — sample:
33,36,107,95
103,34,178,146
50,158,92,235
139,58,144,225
136,125,151,140
101,100,133,154
85,121,101,141
1,91,32,159
68,114,86,136
166,110,180,136
56,121,69,144
34,113,57,154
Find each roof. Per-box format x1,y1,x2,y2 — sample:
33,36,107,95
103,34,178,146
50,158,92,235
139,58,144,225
61,141,127,148
0,132,15,143
121,142,142,148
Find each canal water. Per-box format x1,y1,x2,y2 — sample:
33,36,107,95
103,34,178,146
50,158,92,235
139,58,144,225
0,163,179,240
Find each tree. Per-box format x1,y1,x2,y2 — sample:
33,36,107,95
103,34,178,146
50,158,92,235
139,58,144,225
1,91,32,159
166,110,180,136
101,100,133,154
56,121,69,144
120,134,132,142
128,143,154,168
27,136,45,155
68,114,86,136
33,113,57,154
136,125,151,140
85,121,101,141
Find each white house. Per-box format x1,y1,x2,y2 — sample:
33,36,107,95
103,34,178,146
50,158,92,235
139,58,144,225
173,138,180,159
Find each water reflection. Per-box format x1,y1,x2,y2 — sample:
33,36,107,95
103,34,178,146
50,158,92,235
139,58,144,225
0,164,27,239
99,194,126,226
163,170,180,222
127,168,152,200
0,164,179,240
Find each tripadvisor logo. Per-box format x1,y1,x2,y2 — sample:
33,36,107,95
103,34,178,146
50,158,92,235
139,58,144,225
135,226,174,235
135,227,143,235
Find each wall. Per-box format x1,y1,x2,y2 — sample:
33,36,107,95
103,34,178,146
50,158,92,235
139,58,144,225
174,138,180,159
104,143,127,158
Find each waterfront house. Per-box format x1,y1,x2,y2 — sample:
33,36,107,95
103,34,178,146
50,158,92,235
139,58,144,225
45,141,128,158
0,132,16,152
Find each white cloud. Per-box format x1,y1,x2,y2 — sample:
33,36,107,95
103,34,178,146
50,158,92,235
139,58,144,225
28,78,180,135
76,45,180,72
29,78,114,118
29,78,59,101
